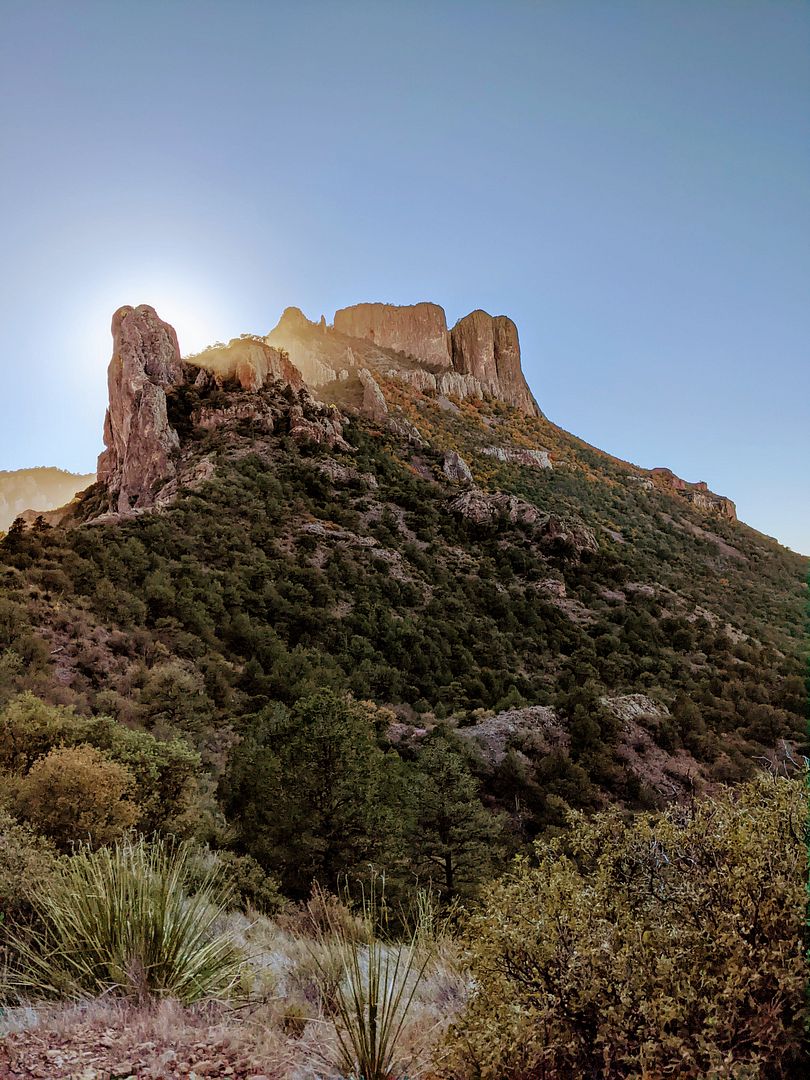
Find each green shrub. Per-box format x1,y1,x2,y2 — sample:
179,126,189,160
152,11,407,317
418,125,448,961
442,775,808,1079
15,744,140,850
5,836,243,1004
0,809,57,922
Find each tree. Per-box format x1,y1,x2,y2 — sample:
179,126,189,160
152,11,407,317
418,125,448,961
221,690,406,896
0,694,200,835
410,733,502,900
15,744,140,850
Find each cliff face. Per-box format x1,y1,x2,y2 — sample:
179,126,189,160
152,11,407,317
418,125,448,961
448,310,540,417
186,336,304,393
90,300,739,532
333,302,452,370
284,301,542,418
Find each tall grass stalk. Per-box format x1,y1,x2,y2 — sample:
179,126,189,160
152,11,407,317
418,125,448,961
309,877,431,1080
6,836,242,1004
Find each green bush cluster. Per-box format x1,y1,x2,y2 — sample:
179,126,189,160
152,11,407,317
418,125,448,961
442,775,808,1079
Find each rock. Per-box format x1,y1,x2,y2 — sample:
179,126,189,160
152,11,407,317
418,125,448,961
436,371,484,401
315,458,378,489
288,399,352,451
536,577,567,599
449,487,598,557
386,367,437,394
481,445,552,469
387,414,429,447
187,337,303,392
628,474,654,490
602,693,670,724
449,488,540,527
334,302,452,369
537,514,598,555
97,304,185,513
265,307,342,387
358,368,389,422
442,450,473,483
651,467,736,520
450,310,542,417
194,400,275,433
457,704,562,764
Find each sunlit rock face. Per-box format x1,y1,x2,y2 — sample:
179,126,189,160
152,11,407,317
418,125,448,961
334,302,452,370
186,337,304,392
331,301,542,417
97,305,185,513
450,310,541,417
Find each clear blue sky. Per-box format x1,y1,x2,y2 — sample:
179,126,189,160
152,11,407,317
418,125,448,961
1,1,807,552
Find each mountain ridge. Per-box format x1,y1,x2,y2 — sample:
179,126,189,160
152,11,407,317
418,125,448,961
1,300,804,847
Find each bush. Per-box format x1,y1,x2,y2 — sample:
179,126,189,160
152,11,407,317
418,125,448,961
15,744,140,850
0,809,57,922
5,836,243,1003
442,775,808,1079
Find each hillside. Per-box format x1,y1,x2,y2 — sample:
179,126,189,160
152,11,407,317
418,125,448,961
0,303,805,871
0,467,95,533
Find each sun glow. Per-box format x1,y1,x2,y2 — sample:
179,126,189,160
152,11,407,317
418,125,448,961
70,269,239,380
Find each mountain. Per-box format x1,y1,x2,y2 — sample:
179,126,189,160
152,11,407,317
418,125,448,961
0,467,95,533
1,301,805,858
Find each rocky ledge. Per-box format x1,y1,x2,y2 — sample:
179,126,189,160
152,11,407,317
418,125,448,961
650,468,737,521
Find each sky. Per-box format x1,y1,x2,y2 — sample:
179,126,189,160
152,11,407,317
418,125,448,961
0,0,808,553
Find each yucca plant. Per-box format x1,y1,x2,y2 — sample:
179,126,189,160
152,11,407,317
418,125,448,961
309,877,431,1080
5,836,243,1004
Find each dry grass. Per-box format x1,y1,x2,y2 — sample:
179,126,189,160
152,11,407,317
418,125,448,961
1,900,469,1079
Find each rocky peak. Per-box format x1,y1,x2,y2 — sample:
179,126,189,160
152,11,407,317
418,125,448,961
97,305,185,513
96,306,315,516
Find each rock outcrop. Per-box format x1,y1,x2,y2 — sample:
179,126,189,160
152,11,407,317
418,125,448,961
650,468,737,521
357,369,389,423
187,337,303,393
97,305,185,513
449,487,597,557
334,302,452,370
266,307,346,387
96,305,318,515
449,311,541,417
442,450,473,484
481,446,552,469
330,301,542,417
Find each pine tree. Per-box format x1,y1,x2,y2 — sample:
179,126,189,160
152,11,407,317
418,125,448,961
410,733,502,900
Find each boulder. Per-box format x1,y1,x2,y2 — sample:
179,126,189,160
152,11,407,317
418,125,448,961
442,450,473,484
358,368,389,422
